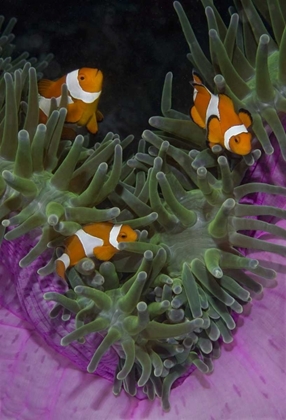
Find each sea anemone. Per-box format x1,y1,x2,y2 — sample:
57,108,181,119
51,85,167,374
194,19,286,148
0,0,286,417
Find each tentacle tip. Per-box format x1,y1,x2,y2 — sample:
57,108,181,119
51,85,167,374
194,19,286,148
2,170,13,181
249,259,259,269
74,285,84,294
87,364,96,373
209,28,218,38
191,161,200,170
37,123,47,132
260,34,270,45
165,71,173,80
137,271,148,282
48,215,59,226
156,171,165,181
189,150,199,159
4,72,12,82
112,389,121,397
74,135,84,145
193,318,204,328
59,107,68,117
137,378,147,388
162,401,171,412
213,268,223,278
60,338,68,347
118,243,126,251
224,198,236,209
142,129,151,138
211,145,223,154
251,149,261,160
137,301,148,312
18,258,28,268
111,207,120,217
217,155,228,165
162,300,171,309
197,166,207,178
264,145,274,155
143,250,153,260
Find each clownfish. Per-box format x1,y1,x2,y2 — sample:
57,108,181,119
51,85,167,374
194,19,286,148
55,222,137,280
38,67,103,134
190,71,253,155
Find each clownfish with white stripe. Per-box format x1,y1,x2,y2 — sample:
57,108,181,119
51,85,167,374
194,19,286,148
38,67,103,134
55,222,137,280
190,71,253,155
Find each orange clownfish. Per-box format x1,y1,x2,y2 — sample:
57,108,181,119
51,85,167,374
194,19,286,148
38,67,103,134
55,222,137,280
190,71,253,155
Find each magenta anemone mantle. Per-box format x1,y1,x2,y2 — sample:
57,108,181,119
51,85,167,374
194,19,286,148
0,1,286,419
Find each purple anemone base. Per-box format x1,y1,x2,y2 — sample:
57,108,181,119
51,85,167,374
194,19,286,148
0,129,286,418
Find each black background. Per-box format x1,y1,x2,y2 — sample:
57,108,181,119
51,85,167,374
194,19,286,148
1,0,229,141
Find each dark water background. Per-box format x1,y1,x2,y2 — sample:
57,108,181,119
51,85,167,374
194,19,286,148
1,0,229,143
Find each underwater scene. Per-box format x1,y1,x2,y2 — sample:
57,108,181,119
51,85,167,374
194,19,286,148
0,0,285,419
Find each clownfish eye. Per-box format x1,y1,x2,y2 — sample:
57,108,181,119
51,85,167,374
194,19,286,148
120,233,127,238
79,76,85,80
234,138,240,143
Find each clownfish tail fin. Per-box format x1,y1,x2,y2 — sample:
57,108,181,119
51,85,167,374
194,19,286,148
190,105,205,128
55,253,70,280
38,79,54,97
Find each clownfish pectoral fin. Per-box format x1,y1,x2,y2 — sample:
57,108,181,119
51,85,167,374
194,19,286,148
86,113,98,134
93,245,116,261
96,109,104,122
190,105,205,128
38,79,55,97
61,127,77,140
207,116,223,145
65,102,83,123
238,108,253,128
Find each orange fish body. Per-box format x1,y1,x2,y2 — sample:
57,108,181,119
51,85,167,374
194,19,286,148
55,222,137,280
190,72,253,155
38,68,103,134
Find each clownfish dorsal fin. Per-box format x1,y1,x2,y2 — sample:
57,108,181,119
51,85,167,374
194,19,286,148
38,79,55,97
93,245,117,261
192,70,203,85
207,115,223,145
192,82,210,95
190,105,205,128
238,108,253,128
191,82,212,121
